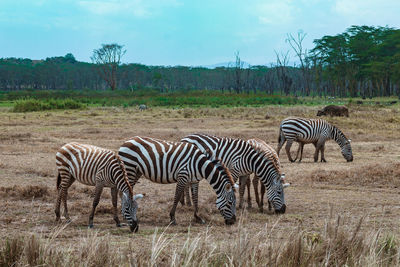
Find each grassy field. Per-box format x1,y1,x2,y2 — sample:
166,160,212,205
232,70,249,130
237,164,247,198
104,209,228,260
1,89,399,110
0,104,400,265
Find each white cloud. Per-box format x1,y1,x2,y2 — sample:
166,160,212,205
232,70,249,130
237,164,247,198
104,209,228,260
333,0,400,25
256,0,296,25
78,0,181,18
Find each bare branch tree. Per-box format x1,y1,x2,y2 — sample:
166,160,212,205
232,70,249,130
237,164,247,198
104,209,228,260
286,31,312,96
274,50,292,96
91,43,126,91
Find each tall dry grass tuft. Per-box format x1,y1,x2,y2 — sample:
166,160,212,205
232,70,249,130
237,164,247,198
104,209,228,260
0,213,398,266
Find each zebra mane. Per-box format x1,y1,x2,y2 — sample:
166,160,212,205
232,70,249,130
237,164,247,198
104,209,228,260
330,124,349,145
248,138,282,174
115,153,135,199
210,158,235,187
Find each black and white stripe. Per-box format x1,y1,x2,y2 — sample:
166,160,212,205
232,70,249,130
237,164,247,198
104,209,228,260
277,117,353,162
118,136,237,225
55,142,143,232
181,134,287,213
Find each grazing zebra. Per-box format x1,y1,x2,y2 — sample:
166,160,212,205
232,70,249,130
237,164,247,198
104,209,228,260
240,138,284,212
55,142,144,232
118,136,237,225
277,117,353,163
181,134,289,212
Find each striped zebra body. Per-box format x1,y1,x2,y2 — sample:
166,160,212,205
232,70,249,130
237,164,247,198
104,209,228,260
243,138,283,212
118,136,237,225
277,117,353,162
55,142,143,232
181,134,287,213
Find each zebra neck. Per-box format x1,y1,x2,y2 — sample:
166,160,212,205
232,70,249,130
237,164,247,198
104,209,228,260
330,126,346,147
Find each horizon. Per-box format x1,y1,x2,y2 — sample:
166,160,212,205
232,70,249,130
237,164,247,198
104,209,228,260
1,1,400,66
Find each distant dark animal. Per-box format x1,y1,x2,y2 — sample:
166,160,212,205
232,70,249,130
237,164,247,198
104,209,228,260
317,105,349,117
277,117,353,163
389,101,397,105
139,104,147,111
356,101,363,105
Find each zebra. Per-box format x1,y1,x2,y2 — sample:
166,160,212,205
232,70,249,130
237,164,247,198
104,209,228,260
277,117,353,163
181,134,289,212
55,142,144,232
118,136,237,225
240,138,284,212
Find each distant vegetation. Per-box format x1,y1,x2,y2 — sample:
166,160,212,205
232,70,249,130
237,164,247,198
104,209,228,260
12,98,84,112
0,25,399,99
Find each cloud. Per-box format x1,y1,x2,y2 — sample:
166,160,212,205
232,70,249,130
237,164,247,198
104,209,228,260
255,0,296,25
78,0,181,18
333,0,400,24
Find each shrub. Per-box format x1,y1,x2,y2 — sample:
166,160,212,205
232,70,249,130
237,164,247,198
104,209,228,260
12,98,85,112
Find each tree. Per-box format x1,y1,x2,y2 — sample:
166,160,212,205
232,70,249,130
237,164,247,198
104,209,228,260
287,31,312,96
91,43,126,91
234,51,243,93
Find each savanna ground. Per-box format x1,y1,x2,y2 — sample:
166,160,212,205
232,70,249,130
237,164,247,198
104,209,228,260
0,103,400,266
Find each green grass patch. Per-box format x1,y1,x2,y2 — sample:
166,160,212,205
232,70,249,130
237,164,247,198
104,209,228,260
2,89,399,110
12,98,85,112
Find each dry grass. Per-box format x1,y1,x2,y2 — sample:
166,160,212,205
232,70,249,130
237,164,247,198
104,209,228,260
0,214,398,266
0,104,400,266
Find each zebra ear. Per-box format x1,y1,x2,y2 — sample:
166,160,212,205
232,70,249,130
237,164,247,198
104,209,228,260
133,194,144,201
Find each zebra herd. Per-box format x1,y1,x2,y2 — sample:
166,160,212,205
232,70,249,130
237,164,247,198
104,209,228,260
54,117,353,232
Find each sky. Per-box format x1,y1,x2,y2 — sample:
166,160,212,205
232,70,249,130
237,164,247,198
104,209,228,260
1,0,400,66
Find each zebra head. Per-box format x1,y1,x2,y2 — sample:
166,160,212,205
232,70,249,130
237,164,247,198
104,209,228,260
212,160,237,225
121,192,143,232
267,173,288,214
341,139,353,162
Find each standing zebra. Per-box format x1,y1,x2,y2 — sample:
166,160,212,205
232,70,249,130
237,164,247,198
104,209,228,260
181,134,289,212
55,142,143,232
277,117,353,163
118,136,237,225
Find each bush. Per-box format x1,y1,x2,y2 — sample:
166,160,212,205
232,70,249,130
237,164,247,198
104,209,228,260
12,98,85,112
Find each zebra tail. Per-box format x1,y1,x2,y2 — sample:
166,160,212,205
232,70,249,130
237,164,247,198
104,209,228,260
56,172,61,190
278,126,282,144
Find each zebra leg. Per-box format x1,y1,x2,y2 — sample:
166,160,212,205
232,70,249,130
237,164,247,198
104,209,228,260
62,178,75,222
238,175,247,209
170,179,187,225
186,183,192,206
191,182,205,224
252,176,262,212
321,143,327,162
111,187,121,227
246,176,252,209
294,142,301,162
285,139,295,162
55,171,70,222
277,134,286,156
298,143,304,163
314,141,323,162
88,183,104,228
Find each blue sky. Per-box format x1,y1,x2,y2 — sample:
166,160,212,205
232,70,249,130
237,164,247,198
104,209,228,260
1,0,399,66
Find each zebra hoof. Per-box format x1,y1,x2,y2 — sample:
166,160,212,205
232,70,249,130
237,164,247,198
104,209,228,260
116,223,121,227
88,224,94,229
170,220,177,226
65,218,71,223
195,216,205,224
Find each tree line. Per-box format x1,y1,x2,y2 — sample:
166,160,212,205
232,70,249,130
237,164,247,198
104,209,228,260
1,25,399,98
